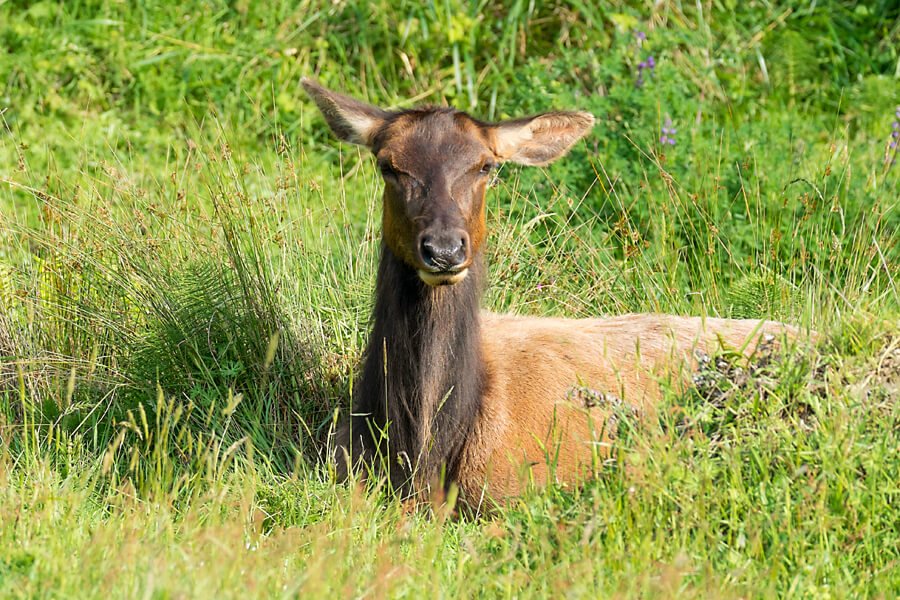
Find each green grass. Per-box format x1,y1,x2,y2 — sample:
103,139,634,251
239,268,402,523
1,1,899,597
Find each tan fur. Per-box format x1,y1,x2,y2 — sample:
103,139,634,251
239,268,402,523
458,313,799,500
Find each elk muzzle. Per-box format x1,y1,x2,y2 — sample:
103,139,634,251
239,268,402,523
417,229,470,286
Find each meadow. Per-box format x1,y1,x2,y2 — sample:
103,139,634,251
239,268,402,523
1,0,898,597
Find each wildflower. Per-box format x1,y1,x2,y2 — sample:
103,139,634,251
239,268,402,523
660,116,676,146
634,30,646,42
890,106,899,150
886,106,899,169
636,55,655,88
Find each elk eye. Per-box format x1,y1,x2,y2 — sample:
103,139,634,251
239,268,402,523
479,162,496,175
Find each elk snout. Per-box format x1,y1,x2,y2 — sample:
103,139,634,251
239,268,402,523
419,231,469,270
417,230,470,285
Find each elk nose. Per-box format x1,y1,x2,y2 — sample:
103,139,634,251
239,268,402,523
419,231,469,271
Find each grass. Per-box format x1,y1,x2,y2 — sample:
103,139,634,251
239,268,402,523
1,1,899,597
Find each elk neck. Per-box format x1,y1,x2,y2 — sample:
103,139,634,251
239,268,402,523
354,241,486,494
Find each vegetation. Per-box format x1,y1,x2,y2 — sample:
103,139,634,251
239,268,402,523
1,0,898,597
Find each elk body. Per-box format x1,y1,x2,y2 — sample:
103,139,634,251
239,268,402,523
303,79,801,504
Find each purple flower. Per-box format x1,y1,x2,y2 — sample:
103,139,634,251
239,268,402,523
890,108,900,150
635,55,656,88
887,107,900,159
635,30,646,41
660,116,676,146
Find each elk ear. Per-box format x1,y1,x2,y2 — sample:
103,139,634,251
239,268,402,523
491,111,595,166
302,78,390,147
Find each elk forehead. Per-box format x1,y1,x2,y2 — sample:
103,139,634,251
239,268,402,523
374,110,495,176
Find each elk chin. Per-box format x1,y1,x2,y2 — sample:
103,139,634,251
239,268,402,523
418,268,469,287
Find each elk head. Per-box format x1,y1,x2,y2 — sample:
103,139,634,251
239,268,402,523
302,79,595,286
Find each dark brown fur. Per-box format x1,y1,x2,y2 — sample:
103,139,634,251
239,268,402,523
336,246,486,496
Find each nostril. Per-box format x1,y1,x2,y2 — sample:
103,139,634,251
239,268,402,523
420,236,437,264
457,234,470,262
453,238,467,262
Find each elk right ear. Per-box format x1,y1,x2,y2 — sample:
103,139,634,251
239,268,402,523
302,78,391,147
490,111,595,166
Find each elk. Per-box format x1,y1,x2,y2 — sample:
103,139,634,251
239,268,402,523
303,79,803,504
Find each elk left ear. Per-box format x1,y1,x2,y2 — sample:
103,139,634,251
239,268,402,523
301,78,391,147
491,111,595,166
